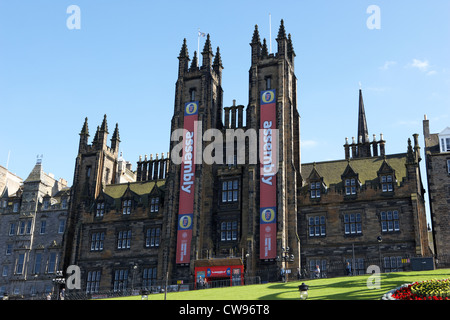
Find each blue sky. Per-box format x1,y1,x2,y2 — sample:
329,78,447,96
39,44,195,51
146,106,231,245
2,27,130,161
1,0,449,211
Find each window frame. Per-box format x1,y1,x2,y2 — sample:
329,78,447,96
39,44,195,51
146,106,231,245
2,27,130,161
90,232,105,251
344,213,362,235
308,215,326,237
380,210,400,232
117,230,131,250
221,179,239,203
220,220,238,242
310,182,321,199
122,199,132,215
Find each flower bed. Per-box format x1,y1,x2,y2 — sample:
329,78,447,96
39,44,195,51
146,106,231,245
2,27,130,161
384,279,450,300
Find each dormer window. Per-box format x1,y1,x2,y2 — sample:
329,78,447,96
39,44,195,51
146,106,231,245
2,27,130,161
43,199,50,210
310,182,321,198
345,179,356,195
381,175,393,192
122,199,132,215
96,202,105,217
61,198,68,209
441,137,450,152
438,127,450,152
150,197,159,213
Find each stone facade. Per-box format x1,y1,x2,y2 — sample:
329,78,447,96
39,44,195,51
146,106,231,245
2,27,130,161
423,116,450,266
60,20,433,294
0,160,69,298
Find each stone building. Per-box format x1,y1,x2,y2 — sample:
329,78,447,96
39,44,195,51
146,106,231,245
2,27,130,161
423,116,450,267
0,165,23,199
298,90,431,277
0,159,70,298
62,20,433,293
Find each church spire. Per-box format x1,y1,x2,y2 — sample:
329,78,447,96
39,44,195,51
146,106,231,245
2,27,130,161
201,34,214,68
357,89,369,144
178,38,190,76
190,51,199,71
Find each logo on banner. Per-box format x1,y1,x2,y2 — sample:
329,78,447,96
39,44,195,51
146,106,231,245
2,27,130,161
261,90,275,104
178,214,193,230
260,207,276,224
185,102,198,116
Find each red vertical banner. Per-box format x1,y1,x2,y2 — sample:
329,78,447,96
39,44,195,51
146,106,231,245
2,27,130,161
176,101,198,264
260,90,277,260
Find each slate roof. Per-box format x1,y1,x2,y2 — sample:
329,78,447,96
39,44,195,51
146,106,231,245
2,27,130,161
103,180,166,199
301,153,408,187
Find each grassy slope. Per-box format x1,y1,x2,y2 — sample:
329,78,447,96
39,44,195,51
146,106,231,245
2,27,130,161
109,269,450,300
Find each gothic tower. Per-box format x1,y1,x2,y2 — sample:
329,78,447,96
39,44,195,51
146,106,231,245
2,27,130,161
162,20,301,283
61,115,121,269
247,20,301,276
163,35,224,281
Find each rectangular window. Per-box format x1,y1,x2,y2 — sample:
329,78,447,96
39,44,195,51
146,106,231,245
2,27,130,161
26,220,32,234
113,269,128,292
16,253,25,274
6,244,12,255
61,198,68,209
381,210,400,232
86,270,101,294
222,180,239,203
48,253,57,274
308,259,327,279
447,159,450,174
145,227,160,247
40,221,46,234
384,256,403,272
381,175,393,192
122,200,132,215
2,266,8,277
308,216,326,237
143,267,157,288
43,200,49,210
150,197,159,213
90,232,105,251
9,223,16,236
117,230,131,249
345,258,365,275
221,221,238,241
266,77,272,90
96,202,105,217
19,221,25,235
34,253,42,274
310,182,321,198
345,179,356,195
13,202,19,213
58,220,65,233
344,213,362,235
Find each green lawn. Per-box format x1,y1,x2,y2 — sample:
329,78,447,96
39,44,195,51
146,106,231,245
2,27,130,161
110,269,450,300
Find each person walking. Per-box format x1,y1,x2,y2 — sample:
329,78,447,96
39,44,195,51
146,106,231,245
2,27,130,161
345,262,352,276
314,265,320,278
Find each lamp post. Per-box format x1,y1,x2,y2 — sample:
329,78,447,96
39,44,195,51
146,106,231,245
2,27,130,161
52,270,65,300
277,247,294,282
377,236,382,272
298,283,309,300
